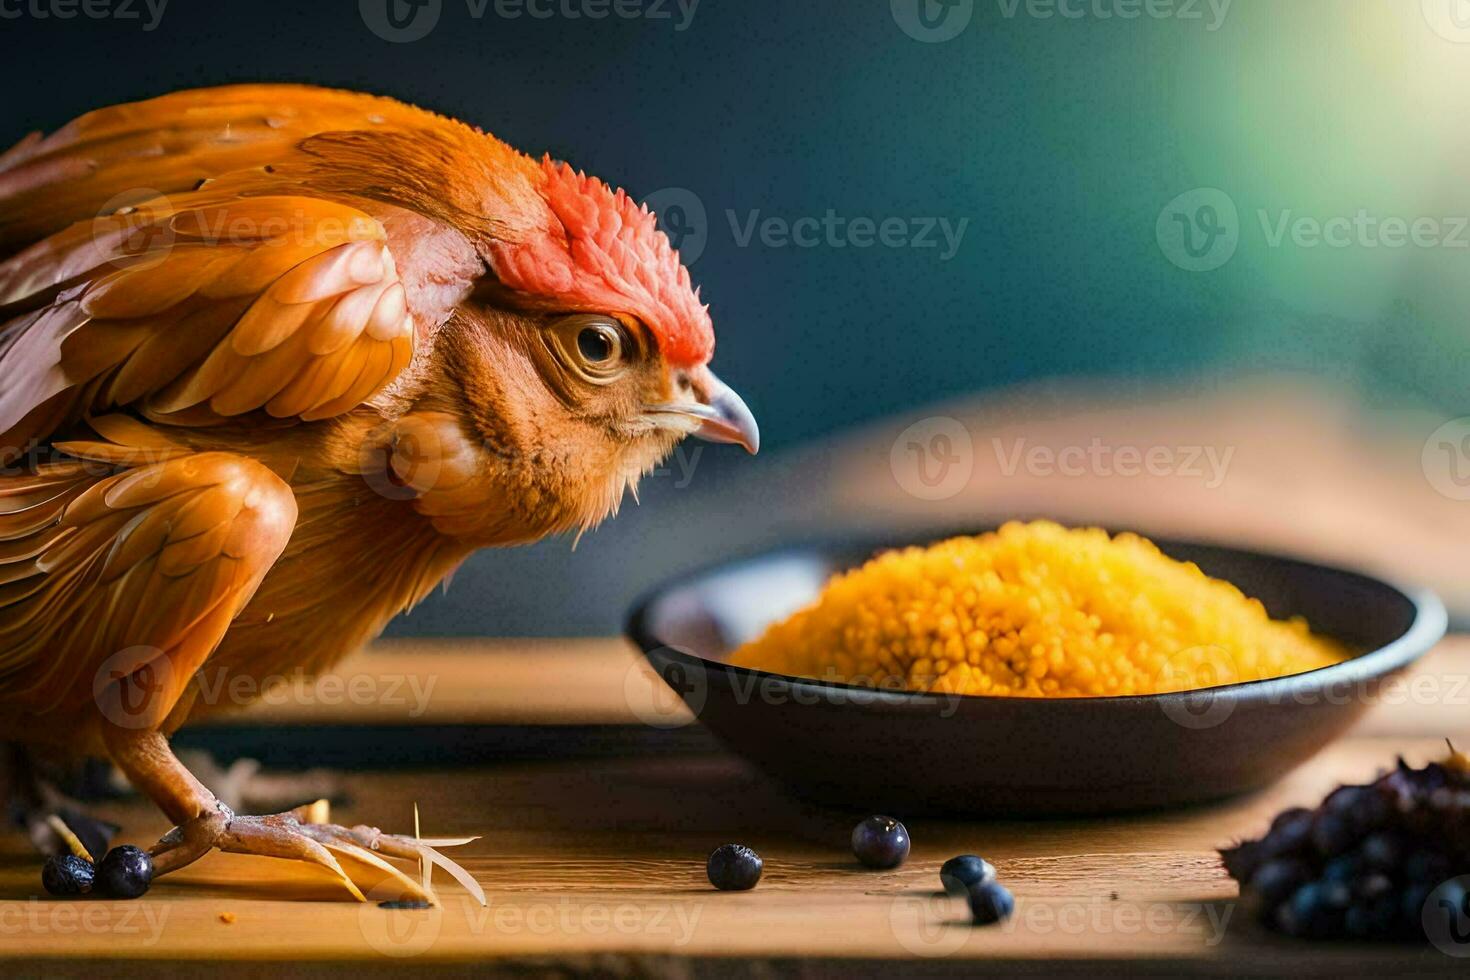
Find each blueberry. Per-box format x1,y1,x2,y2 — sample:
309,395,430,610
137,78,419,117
1261,808,1313,857
96,845,153,899
41,855,94,896
851,816,909,870
1401,882,1436,936
1405,849,1452,885
1248,858,1312,906
1283,882,1334,938
1359,831,1404,871
1320,853,1362,885
1310,811,1356,857
1273,899,1307,937
1349,789,1393,834
1323,784,1370,816
1345,897,1398,940
1320,880,1353,912
706,844,762,891
967,881,1015,925
1354,873,1393,902
940,854,995,894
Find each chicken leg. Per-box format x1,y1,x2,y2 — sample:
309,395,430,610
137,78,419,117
105,726,438,902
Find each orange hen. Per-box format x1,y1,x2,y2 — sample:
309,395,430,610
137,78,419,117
0,85,756,900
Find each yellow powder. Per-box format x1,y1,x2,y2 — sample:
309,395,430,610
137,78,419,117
730,521,1345,697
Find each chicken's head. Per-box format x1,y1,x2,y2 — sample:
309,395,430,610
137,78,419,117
401,157,757,543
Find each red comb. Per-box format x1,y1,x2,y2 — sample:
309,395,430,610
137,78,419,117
487,157,713,368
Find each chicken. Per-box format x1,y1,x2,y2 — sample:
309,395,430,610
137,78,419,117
0,85,757,900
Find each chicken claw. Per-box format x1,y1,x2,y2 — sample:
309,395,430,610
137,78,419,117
149,803,446,904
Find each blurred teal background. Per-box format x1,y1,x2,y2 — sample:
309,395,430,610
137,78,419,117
4,0,1466,633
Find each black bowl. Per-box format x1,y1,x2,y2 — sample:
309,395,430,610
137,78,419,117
625,531,1446,816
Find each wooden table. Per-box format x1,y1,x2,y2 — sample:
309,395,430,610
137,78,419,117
3,637,1469,977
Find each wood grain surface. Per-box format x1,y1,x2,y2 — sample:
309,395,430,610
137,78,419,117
2,637,1468,977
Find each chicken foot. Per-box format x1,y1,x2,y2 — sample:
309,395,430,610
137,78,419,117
105,726,440,903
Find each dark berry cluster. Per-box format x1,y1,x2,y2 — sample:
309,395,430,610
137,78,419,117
1221,753,1470,941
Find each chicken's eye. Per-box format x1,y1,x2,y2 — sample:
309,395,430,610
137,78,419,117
549,314,631,385
577,324,618,365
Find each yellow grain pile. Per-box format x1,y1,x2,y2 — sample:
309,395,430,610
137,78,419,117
730,521,1344,697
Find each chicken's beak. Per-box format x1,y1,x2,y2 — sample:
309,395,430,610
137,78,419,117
647,367,760,455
